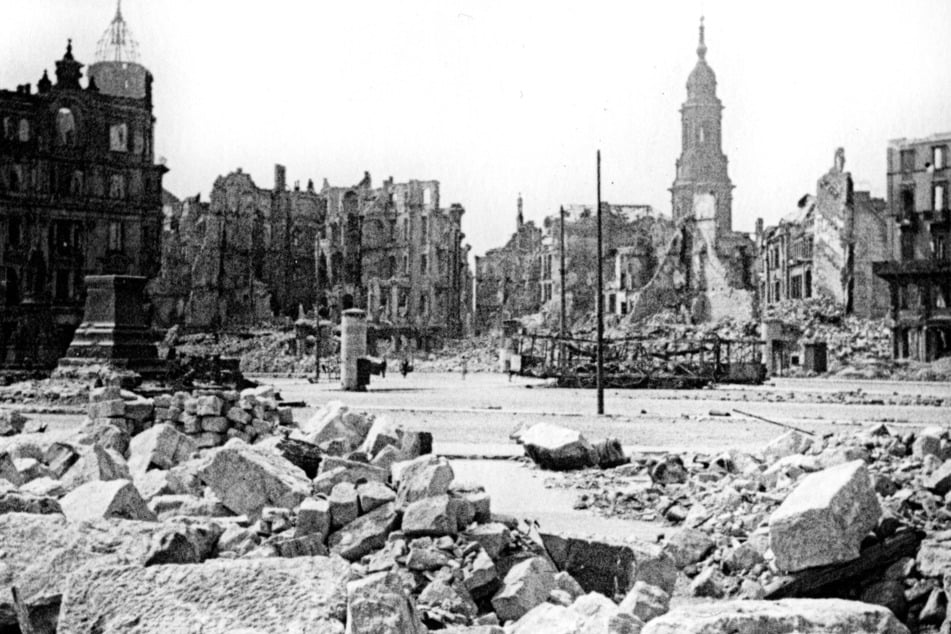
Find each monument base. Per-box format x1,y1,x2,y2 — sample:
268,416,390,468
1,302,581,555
53,275,165,380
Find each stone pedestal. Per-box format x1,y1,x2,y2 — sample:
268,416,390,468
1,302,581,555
340,309,367,391
54,275,163,379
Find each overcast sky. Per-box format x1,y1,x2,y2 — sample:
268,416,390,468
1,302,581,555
3,1,951,257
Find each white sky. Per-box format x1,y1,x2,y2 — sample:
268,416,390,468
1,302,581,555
3,1,951,258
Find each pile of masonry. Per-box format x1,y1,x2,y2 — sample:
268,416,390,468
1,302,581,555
0,392,916,633
540,420,951,632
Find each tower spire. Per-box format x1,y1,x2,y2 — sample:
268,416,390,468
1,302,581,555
697,16,707,60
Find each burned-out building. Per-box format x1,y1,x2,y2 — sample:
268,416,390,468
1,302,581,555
874,132,951,361
0,5,165,370
759,149,889,319
473,195,544,332
149,166,322,329
318,174,470,341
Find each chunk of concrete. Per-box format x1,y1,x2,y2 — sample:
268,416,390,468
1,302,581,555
196,439,311,518
662,528,715,570
640,598,909,634
518,423,596,471
762,430,813,462
491,556,557,623
57,556,351,633
59,479,156,523
769,460,882,572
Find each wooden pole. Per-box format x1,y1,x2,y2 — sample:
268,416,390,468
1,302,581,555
596,150,604,415
559,205,567,373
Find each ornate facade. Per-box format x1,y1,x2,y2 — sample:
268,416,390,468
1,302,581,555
0,5,165,370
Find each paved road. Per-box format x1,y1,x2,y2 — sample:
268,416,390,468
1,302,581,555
262,372,951,455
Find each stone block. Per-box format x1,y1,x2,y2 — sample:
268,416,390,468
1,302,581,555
195,395,224,417
619,581,670,623
346,570,425,634
196,439,311,518
518,423,596,471
769,460,882,572
328,502,398,561
59,479,156,523
329,482,359,529
57,556,351,633
128,423,197,475
402,494,458,537
296,497,331,540
201,416,229,433
357,480,396,514
640,598,909,634
491,556,557,623
394,454,454,507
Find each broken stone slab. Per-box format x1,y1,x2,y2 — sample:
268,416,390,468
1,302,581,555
916,530,951,578
418,577,479,622
59,479,157,523
359,416,403,457
924,459,951,496
762,430,814,462
57,556,351,634
318,456,388,484
592,438,628,469
18,476,66,499
542,532,677,596
618,581,670,623
299,401,371,451
640,598,909,634
662,528,715,570
465,522,512,560
0,491,62,515
297,497,331,540
328,502,399,561
463,548,499,598
505,602,585,634
346,570,426,634
0,409,27,436
147,494,232,521
517,423,596,471
394,454,455,507
45,442,80,478
357,480,396,514
329,481,359,529
196,438,311,518
570,592,645,633
769,459,881,572
491,556,557,623
402,494,458,537
128,424,197,475
0,513,169,631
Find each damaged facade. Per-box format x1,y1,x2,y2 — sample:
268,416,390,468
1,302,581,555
0,6,165,370
154,170,471,341
624,19,757,324
874,132,951,361
759,149,889,319
148,166,321,329
318,174,470,341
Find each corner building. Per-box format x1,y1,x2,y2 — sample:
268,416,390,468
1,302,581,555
0,5,165,370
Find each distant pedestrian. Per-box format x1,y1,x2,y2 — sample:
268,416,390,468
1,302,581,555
461,357,468,381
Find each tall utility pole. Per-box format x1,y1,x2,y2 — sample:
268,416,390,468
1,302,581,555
559,205,567,373
596,151,604,415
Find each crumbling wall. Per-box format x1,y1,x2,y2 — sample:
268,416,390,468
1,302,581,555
812,160,852,305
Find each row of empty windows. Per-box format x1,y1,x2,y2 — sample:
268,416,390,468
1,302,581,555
900,145,949,174
2,164,130,199
3,109,145,153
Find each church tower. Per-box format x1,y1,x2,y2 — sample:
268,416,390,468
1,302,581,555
670,17,734,236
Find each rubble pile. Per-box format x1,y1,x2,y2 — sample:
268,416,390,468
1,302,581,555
174,330,322,376
547,422,951,632
2,395,709,633
0,379,88,409
417,334,499,373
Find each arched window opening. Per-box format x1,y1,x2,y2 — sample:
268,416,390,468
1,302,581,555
57,108,76,146
110,122,128,152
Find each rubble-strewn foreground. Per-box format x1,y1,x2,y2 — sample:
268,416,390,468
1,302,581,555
0,386,944,633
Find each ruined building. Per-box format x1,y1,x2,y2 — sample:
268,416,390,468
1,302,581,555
473,198,668,332
154,170,471,342
874,132,951,361
759,149,889,319
319,174,470,341
627,18,757,324
0,5,165,370
149,166,322,329
473,195,544,332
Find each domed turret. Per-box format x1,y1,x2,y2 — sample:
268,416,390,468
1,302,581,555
87,0,150,99
686,17,717,102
